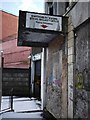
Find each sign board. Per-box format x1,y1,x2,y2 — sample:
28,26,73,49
26,13,62,31
18,11,67,47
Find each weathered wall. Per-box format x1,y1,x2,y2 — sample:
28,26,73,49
67,16,74,118
2,68,30,97
61,52,68,118
68,2,90,118
74,20,90,118
70,2,90,28
46,35,67,118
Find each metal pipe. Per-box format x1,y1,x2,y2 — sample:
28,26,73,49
10,88,14,111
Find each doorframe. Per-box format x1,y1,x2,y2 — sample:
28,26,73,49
31,49,46,110
41,48,46,110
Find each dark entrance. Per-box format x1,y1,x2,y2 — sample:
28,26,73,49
34,60,41,100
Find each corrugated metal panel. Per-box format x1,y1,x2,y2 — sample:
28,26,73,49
2,68,30,97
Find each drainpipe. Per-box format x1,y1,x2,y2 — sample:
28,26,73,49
10,88,14,112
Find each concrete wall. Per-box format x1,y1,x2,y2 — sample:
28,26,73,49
2,68,30,97
74,20,89,118
46,35,68,118
45,2,66,15
44,1,90,119
70,2,90,28
67,16,74,118
67,2,90,118
44,1,68,118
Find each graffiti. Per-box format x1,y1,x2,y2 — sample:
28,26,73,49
74,69,89,118
75,72,84,89
75,68,89,90
53,79,61,87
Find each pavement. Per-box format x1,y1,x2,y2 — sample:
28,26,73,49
1,112,45,120
1,96,41,112
0,96,44,120
0,96,56,120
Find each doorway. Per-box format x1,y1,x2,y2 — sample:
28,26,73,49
31,50,46,110
33,60,41,100
31,53,42,105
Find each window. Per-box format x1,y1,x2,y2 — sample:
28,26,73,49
49,4,53,15
47,2,53,15
53,2,57,15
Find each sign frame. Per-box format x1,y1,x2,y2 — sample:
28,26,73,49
18,10,68,47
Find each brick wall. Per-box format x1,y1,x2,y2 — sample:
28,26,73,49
2,39,31,68
0,11,2,40
0,10,32,68
1,11,18,39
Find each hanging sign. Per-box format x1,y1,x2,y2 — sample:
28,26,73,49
26,12,62,31
18,11,67,47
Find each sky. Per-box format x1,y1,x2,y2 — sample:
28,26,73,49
0,0,89,16
0,0,44,16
